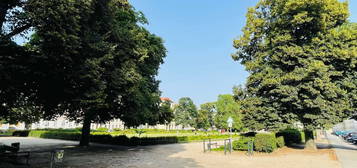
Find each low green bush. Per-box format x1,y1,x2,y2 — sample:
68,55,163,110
276,128,303,146
186,134,239,141
211,145,225,151
0,130,14,136
300,131,306,143
241,132,256,137
233,137,254,151
276,136,285,148
12,130,30,137
113,128,122,131
95,127,109,132
25,129,237,146
29,130,81,140
254,133,277,153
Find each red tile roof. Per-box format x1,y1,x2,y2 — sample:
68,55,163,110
160,97,171,101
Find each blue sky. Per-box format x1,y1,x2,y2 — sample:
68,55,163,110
13,1,357,106
129,0,357,106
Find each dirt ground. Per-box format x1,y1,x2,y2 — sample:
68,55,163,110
0,137,341,168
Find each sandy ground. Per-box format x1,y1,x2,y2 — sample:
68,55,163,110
0,137,342,168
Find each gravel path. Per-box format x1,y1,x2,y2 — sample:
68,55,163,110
326,133,357,168
0,137,341,168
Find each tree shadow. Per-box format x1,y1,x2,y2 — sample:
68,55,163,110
1,142,203,168
276,142,357,151
317,142,357,151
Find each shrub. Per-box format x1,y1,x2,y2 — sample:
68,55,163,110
95,127,109,132
0,130,14,136
29,130,81,140
90,134,112,144
241,132,256,137
300,131,305,143
12,130,30,137
276,128,303,146
233,137,254,151
112,135,130,145
276,136,285,148
211,145,225,151
24,129,238,146
254,133,277,153
113,128,122,131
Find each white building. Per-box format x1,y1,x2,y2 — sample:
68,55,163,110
1,97,191,131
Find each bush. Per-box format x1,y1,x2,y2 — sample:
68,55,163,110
241,132,256,137
254,133,277,153
211,145,225,151
29,130,81,140
95,127,109,132
0,130,14,136
300,131,305,143
12,130,30,137
276,128,303,146
233,137,254,151
113,128,122,131
276,136,285,148
24,129,238,146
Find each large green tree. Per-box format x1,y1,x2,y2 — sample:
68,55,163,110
196,102,216,130
1,0,167,146
174,97,198,129
215,94,243,131
1,0,40,123
158,100,174,126
233,0,356,148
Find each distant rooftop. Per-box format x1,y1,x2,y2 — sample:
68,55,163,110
160,97,172,102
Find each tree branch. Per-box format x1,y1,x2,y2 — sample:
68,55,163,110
2,23,31,39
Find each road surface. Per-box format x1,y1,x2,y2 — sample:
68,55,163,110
326,133,357,168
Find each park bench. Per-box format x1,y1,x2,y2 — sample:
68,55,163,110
0,142,30,165
0,142,65,167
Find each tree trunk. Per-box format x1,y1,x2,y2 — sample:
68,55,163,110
24,122,31,130
80,114,92,146
304,129,317,150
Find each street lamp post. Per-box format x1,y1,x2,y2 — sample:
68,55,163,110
227,117,233,153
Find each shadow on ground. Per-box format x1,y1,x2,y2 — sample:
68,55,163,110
317,143,357,151
0,140,202,168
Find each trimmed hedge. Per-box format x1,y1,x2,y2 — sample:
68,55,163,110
276,136,285,148
276,128,303,146
241,132,256,137
233,136,254,151
254,133,277,153
0,130,14,136
12,130,30,137
29,131,81,140
26,130,235,146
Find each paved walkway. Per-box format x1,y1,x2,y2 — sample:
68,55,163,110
326,133,357,168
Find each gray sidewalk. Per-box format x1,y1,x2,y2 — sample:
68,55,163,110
326,133,357,168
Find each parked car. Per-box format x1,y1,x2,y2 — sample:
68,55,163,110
345,133,357,142
340,131,353,138
351,136,357,144
333,130,350,136
333,131,341,136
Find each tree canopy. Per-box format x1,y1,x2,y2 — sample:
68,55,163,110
174,97,198,129
0,0,167,146
215,94,243,131
233,0,356,135
158,99,174,125
196,102,216,130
